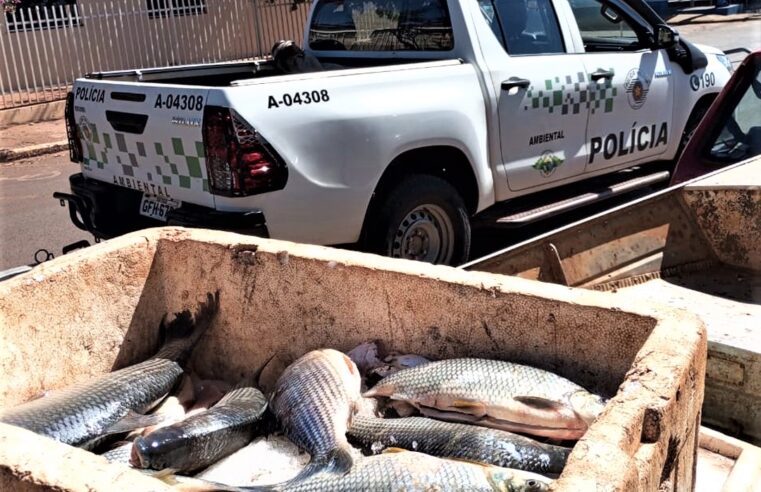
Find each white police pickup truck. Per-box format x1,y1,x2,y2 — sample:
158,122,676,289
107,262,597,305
57,0,732,265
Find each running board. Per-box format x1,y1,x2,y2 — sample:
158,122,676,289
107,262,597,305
496,171,671,225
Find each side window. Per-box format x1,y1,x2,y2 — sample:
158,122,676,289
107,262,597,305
708,68,761,163
493,0,565,55
569,0,644,52
309,0,453,51
477,0,507,47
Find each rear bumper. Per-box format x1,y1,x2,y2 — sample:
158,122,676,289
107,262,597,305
55,173,269,240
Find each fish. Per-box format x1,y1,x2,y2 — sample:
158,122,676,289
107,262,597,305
346,341,383,375
102,441,135,465
368,353,431,379
269,349,362,482
131,384,268,473
128,375,196,439
169,451,550,492
0,292,220,449
347,415,570,475
277,450,551,492
346,341,430,380
364,358,607,440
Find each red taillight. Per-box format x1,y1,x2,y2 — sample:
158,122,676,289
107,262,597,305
202,106,288,197
65,92,83,163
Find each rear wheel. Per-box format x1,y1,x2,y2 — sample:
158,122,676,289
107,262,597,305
365,175,471,266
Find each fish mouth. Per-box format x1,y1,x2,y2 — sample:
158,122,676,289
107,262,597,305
130,440,148,468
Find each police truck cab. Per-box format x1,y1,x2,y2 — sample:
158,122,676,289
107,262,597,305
58,0,732,265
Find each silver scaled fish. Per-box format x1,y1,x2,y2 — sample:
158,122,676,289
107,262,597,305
131,385,268,473
0,292,220,448
347,415,570,475
364,358,606,440
269,348,362,482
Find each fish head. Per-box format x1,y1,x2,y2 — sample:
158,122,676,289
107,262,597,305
486,468,551,492
569,391,607,426
322,349,363,398
131,430,188,472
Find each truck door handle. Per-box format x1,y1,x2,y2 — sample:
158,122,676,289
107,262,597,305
501,77,531,90
590,69,615,81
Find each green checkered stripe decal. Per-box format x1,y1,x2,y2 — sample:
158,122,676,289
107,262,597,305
80,123,209,192
524,70,617,115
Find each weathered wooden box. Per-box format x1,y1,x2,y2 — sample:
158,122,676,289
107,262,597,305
0,227,706,491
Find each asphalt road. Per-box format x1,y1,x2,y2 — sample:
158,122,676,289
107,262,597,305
0,151,660,271
677,19,761,54
0,153,89,271
0,21,758,272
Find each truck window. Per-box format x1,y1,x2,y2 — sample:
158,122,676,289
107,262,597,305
309,0,454,51
569,0,645,52
707,67,761,163
477,0,507,47
490,0,564,55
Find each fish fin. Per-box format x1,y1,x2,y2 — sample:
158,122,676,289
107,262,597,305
255,353,277,389
419,405,479,423
150,468,179,480
103,410,166,435
381,447,408,454
362,383,394,398
513,396,566,411
157,473,244,491
156,291,221,362
449,399,487,414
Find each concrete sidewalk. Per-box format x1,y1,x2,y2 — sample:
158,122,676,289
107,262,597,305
667,11,761,26
0,119,68,163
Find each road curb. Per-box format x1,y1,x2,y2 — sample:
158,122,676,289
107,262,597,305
0,141,69,163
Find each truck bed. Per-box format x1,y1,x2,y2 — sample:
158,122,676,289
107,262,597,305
85,56,427,86
616,266,760,352
464,155,761,444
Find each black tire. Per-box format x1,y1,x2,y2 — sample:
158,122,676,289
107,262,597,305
365,174,471,266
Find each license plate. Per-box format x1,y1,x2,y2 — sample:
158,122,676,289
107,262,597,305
139,194,180,222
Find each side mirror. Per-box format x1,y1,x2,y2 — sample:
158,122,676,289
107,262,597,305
655,24,678,49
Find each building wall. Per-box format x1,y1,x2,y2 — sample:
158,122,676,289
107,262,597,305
0,0,309,105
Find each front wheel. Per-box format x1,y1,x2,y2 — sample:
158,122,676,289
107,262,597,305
365,175,471,266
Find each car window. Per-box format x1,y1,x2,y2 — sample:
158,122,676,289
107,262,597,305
708,67,761,163
309,0,454,51
477,0,507,47
569,0,644,52
492,0,564,55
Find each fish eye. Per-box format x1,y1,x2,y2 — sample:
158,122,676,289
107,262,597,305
525,479,544,491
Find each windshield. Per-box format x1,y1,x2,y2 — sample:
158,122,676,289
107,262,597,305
309,0,454,51
707,65,761,163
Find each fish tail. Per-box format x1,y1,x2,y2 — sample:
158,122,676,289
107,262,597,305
155,291,221,362
272,443,355,486
327,443,355,475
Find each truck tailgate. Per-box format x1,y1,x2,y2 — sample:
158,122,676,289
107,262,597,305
72,80,212,207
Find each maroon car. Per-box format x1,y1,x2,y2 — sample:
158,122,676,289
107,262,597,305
672,49,761,185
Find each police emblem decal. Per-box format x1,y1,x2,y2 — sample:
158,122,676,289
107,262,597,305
624,69,650,110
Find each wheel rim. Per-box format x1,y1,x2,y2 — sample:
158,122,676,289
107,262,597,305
390,204,455,264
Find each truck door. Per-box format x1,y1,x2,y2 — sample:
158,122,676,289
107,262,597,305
481,0,590,191
568,0,674,172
